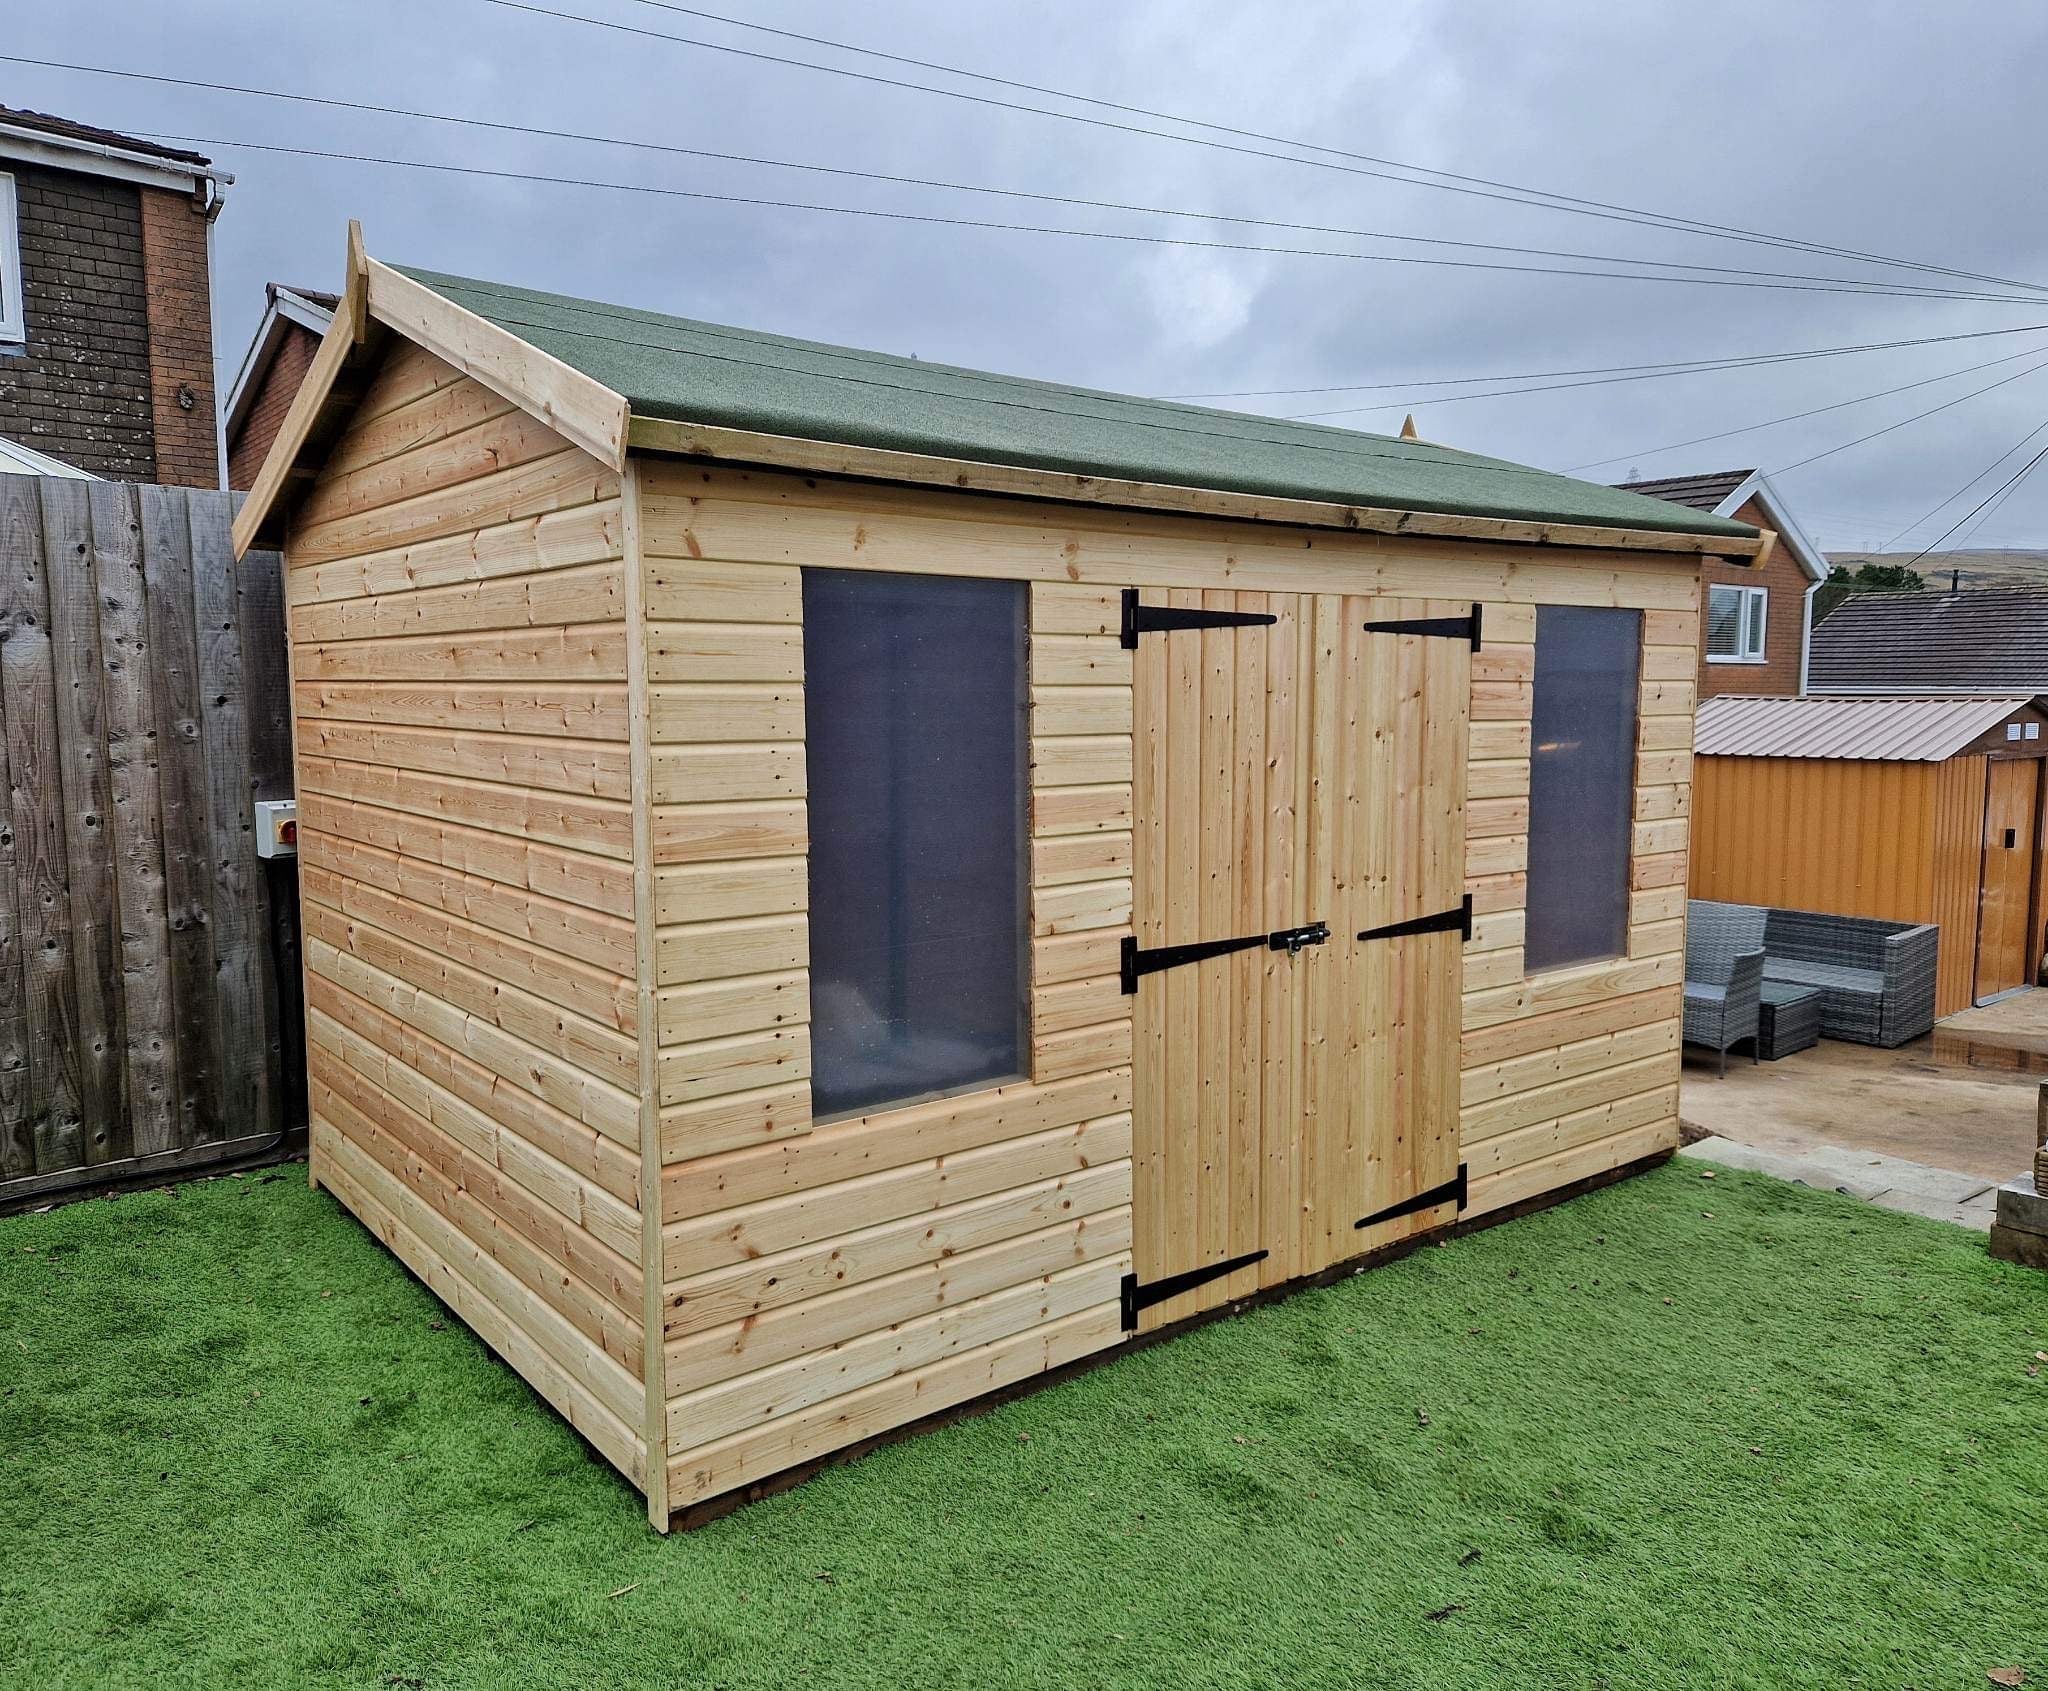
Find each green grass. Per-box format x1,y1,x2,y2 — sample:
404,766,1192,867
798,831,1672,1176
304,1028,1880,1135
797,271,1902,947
4,1162,2047,1690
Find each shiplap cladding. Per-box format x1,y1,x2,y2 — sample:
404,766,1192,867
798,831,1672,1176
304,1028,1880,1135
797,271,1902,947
286,388,1711,1524
288,341,646,1487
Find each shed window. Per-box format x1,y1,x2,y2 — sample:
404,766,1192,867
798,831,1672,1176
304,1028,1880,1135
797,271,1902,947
801,569,1027,1119
0,173,22,346
1526,606,1642,972
1705,583,1767,662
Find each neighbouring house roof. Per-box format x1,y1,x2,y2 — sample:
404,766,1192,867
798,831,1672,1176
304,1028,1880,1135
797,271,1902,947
1809,589,2048,693
0,435,96,479
1613,467,1828,583
395,265,1757,540
1694,692,2043,761
0,104,227,199
1612,469,1755,512
225,283,341,446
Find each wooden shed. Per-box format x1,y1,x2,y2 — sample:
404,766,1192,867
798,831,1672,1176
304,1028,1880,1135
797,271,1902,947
1691,693,2048,1014
234,227,1763,1528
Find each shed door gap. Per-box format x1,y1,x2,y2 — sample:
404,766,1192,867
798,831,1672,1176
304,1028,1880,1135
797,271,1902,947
1357,896,1473,945
1363,603,1483,651
1120,1250,1270,1330
1120,923,1329,994
1356,1165,1468,1231
1119,587,1277,648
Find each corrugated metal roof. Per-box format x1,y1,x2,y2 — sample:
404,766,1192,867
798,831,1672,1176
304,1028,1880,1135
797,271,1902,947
1809,589,2048,692
1694,693,2042,761
393,267,1759,540
1612,469,1755,512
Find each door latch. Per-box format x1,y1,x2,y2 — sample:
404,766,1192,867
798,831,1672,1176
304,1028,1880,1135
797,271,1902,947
1270,921,1329,956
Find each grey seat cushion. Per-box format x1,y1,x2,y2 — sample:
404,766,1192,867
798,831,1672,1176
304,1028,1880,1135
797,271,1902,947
1684,983,1727,1007
1763,958,1883,997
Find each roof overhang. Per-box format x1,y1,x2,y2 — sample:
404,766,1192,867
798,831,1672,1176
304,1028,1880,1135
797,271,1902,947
237,229,1768,564
1711,470,1827,583
232,225,630,557
223,285,340,448
0,118,228,209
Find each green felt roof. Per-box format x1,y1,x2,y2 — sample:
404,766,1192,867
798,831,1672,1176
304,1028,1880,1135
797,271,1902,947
396,265,1755,540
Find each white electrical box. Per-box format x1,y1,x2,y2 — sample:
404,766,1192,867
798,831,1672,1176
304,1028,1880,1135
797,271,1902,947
256,798,298,860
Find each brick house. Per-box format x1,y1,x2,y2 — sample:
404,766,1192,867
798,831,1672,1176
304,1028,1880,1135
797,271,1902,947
0,105,228,486
1612,469,1828,696
224,282,336,492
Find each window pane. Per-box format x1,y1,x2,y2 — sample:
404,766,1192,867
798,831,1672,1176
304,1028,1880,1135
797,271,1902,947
1745,590,1767,658
1526,605,1642,972
1704,585,1741,657
802,569,1027,1118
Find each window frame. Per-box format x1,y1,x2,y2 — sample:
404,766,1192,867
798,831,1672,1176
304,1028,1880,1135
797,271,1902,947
799,566,1031,1124
1704,582,1768,664
1523,604,1644,976
0,172,21,347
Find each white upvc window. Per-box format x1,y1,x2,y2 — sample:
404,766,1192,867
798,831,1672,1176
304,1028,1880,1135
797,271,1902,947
1705,583,1768,663
0,173,21,346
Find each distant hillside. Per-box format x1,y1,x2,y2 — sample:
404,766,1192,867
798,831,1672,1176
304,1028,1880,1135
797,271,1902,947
1825,548,2048,592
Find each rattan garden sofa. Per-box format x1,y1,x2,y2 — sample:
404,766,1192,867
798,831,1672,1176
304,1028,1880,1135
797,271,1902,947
1687,900,1939,1050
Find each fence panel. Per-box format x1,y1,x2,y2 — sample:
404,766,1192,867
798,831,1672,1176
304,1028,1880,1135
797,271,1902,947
0,473,300,1204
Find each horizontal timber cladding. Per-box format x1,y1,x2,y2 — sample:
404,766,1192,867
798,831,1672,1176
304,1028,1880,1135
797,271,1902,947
287,340,648,1490
636,458,1696,1512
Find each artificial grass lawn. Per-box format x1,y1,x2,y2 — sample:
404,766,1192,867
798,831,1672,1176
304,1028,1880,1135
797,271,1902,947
4,1163,2046,1690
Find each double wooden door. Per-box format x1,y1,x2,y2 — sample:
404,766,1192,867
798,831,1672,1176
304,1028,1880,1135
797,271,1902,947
1126,588,1470,1333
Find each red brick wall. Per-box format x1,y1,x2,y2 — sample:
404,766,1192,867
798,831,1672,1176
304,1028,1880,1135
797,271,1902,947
1696,494,1813,697
227,322,321,492
137,186,218,488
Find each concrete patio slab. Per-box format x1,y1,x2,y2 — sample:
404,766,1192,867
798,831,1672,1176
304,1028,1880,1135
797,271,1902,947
1678,1137,2001,1230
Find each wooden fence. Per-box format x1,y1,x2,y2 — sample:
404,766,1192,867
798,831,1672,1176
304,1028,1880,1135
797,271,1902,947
0,473,302,1206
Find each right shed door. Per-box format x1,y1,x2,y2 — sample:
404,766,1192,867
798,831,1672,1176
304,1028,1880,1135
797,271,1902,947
1976,758,2041,1002
1126,588,1469,1333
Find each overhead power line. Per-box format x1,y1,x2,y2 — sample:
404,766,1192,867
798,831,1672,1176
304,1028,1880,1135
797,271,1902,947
1774,357,2048,476
1163,325,2048,401
492,0,2048,299
141,127,2048,310
1878,413,2048,550
13,54,2030,306
1276,328,2048,420
1901,437,2048,567
1567,342,2048,471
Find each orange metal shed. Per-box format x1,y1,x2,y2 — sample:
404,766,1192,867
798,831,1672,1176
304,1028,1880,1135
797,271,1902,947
1689,694,2048,1015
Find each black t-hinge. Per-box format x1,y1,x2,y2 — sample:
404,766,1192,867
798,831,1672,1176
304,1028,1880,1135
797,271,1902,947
1121,922,1329,993
1120,1248,1269,1330
1357,896,1472,945
1356,1164,1468,1231
1121,588,1279,649
1363,603,1482,651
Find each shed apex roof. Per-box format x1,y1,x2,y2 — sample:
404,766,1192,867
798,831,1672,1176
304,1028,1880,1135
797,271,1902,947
1694,692,2044,761
392,264,1755,541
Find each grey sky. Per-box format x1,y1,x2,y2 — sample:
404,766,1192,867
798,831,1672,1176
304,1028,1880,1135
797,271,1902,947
16,0,2048,553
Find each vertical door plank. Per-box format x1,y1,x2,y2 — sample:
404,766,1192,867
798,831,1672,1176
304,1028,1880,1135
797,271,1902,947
141,486,223,1146
1153,588,1205,1327
90,480,180,1156
1257,596,1306,1289
1191,593,1233,1312
1225,596,1265,1301
40,478,125,1165
1298,594,1342,1273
